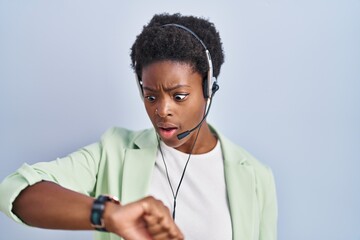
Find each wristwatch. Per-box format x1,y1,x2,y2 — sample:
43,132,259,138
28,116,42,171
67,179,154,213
90,194,120,231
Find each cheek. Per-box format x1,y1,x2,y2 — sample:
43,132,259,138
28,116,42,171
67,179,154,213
184,98,207,123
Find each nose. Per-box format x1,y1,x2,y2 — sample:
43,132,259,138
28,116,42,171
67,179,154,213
156,97,172,118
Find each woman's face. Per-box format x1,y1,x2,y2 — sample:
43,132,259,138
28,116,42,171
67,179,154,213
141,60,208,153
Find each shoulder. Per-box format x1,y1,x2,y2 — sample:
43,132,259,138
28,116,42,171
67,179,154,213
212,126,274,180
222,135,271,170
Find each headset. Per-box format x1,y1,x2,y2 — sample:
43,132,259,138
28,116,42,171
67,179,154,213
134,23,219,100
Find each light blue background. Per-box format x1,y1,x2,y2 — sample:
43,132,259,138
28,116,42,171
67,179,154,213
0,1,359,239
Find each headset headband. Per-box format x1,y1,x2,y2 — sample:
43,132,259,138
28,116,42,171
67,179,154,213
135,23,217,99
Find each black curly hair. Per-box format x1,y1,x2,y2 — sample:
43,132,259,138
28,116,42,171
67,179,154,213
130,13,224,80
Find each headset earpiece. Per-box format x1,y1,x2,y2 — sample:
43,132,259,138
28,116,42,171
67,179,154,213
211,80,219,96
135,72,145,100
202,77,209,98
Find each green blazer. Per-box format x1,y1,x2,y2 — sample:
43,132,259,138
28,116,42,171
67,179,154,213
0,127,277,240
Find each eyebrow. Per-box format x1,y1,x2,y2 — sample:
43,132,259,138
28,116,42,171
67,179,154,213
142,84,191,92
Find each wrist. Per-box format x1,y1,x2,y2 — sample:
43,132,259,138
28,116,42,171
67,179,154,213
90,195,120,232
102,200,123,233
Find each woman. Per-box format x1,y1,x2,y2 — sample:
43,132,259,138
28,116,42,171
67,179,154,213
0,13,277,240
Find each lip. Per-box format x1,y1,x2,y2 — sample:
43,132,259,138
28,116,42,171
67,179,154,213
157,122,179,139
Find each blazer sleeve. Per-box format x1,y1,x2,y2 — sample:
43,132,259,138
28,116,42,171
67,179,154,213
0,142,101,223
259,168,278,240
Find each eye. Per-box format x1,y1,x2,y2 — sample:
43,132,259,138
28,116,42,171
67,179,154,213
145,95,156,102
174,93,189,101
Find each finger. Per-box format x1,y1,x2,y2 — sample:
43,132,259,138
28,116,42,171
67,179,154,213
152,214,181,237
170,236,185,240
143,213,163,226
151,226,183,240
141,196,169,217
151,231,170,240
146,223,163,235
166,221,183,239
169,227,184,240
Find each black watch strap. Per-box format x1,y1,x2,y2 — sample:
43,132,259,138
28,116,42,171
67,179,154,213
90,194,120,232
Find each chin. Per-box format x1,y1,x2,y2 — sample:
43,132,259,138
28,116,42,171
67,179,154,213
159,137,180,147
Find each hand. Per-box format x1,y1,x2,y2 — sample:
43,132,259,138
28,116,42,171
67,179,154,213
103,196,184,240
142,198,183,240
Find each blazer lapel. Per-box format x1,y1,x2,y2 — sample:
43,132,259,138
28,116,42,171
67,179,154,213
225,162,258,240
218,132,258,240
121,130,158,204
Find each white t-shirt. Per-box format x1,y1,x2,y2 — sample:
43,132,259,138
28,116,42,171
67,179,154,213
148,140,232,240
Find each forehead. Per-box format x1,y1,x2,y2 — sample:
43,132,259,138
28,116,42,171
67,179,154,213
141,61,202,88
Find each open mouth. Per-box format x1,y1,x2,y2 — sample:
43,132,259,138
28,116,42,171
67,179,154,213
158,127,178,139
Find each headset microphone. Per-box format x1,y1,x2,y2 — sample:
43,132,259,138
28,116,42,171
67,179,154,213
176,104,209,140
177,113,207,140
177,82,219,140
